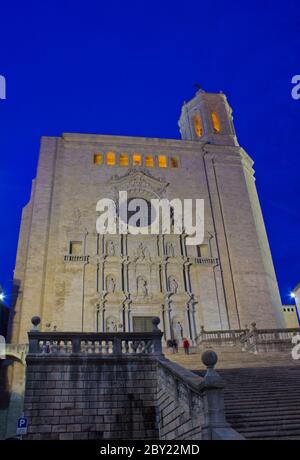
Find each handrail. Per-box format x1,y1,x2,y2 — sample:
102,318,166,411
28,330,163,356
157,351,244,440
239,324,300,352
197,327,247,346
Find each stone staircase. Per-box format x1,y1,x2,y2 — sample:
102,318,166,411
166,346,300,439
165,345,300,369
219,367,300,440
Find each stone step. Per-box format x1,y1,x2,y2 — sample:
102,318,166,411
169,346,300,439
232,426,300,437
224,391,300,399
228,415,300,426
223,367,300,439
227,413,300,422
225,401,300,409
167,354,300,370
225,404,300,413
225,390,300,397
226,408,300,417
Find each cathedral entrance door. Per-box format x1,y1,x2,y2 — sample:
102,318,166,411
132,316,154,332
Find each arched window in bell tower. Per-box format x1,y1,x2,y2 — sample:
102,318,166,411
211,111,221,133
193,113,203,138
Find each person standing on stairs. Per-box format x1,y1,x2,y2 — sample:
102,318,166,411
183,338,190,355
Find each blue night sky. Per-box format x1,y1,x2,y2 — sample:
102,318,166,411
0,1,299,306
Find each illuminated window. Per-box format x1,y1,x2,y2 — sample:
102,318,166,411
145,155,154,167
70,241,82,255
211,111,221,133
132,154,142,166
106,151,116,166
170,157,179,168
158,155,167,168
120,153,128,166
93,153,103,165
193,114,203,137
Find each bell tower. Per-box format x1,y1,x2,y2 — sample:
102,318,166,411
178,88,238,146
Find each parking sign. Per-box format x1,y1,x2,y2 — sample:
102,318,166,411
16,416,28,436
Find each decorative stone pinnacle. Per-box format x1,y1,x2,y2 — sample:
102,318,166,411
201,350,218,369
152,317,160,331
31,316,41,331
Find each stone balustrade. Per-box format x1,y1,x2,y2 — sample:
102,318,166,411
194,257,219,266
240,323,300,353
63,255,219,265
64,255,89,262
28,330,163,356
197,324,300,353
197,327,246,346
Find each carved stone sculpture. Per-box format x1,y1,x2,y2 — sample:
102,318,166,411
107,240,115,256
169,277,178,294
137,276,148,298
106,275,116,293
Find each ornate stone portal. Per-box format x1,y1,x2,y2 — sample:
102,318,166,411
92,167,200,342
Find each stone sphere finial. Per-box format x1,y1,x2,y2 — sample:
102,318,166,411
201,350,218,368
152,317,160,331
31,316,41,331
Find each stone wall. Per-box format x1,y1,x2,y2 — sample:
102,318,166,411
24,355,158,440
157,360,204,440
156,358,243,441
20,327,244,441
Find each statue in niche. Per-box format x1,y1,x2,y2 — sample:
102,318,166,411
106,275,116,293
135,243,150,262
173,320,183,340
166,242,175,257
106,318,117,332
137,276,148,298
107,240,115,256
168,277,178,294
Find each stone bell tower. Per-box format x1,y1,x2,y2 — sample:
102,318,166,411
178,88,284,329
178,89,238,146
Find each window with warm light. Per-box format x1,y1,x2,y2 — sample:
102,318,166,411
170,157,179,168
158,155,167,168
120,153,128,166
145,155,154,167
193,114,203,137
94,153,103,165
106,152,116,166
211,111,221,133
132,154,142,166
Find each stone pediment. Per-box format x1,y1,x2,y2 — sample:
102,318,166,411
109,167,169,199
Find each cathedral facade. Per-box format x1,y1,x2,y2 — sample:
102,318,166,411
10,90,284,345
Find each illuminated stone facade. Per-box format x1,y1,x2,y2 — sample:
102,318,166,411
282,305,299,328
10,90,284,345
